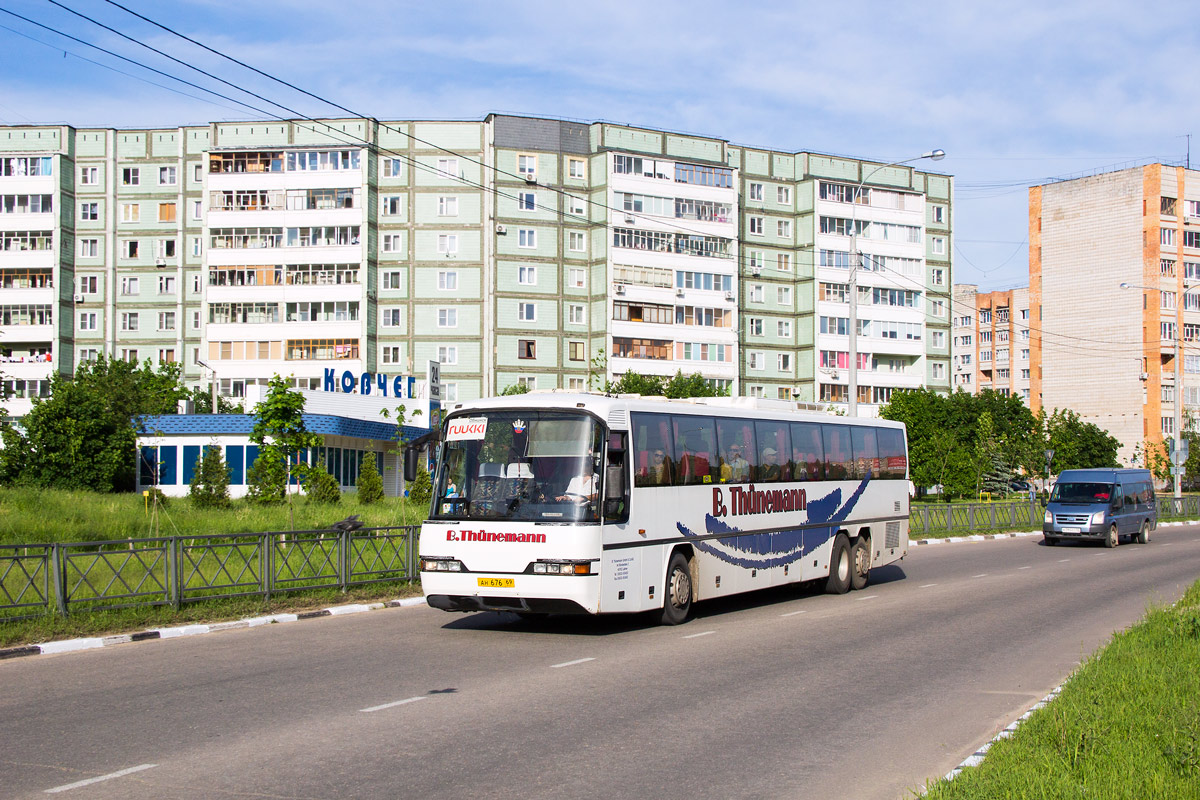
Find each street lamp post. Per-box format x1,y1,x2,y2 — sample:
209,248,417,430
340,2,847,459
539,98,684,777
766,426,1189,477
196,358,218,415
847,149,946,416
1119,281,1198,500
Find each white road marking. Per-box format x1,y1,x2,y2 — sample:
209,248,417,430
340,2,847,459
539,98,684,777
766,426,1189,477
45,764,157,793
780,609,808,617
856,595,878,601
972,574,988,578
919,583,937,588
1057,559,1070,563
1018,566,1031,570
683,630,715,639
1160,543,1174,546
550,657,595,669
360,696,426,713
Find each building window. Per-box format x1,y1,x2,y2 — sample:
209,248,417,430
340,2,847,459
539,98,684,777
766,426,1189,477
932,236,946,255
436,158,458,178
158,311,176,331
569,268,586,289
79,275,98,294
932,330,946,348
382,234,402,253
381,308,401,327
518,192,536,211
80,166,98,185
121,203,140,223
749,284,764,303
443,382,458,403
567,196,585,216
569,341,586,361
777,186,791,205
78,312,97,330
159,166,176,186
932,205,945,223
158,275,175,294
568,158,586,179
778,253,791,271
749,183,763,201
438,196,458,216
437,308,457,328
191,237,202,257
518,302,536,322
383,158,403,177
748,351,764,370
748,318,763,336
438,345,458,365
517,154,537,176
382,346,401,365
157,239,176,259
568,304,584,324
121,167,139,186
382,271,402,290
568,231,585,252
777,220,792,238
122,240,140,259
519,339,536,359
777,287,792,306
1164,416,1175,435
120,312,139,331
749,217,764,235
193,310,200,329
120,348,138,362
518,229,537,248
518,265,537,285
778,320,792,338
438,270,457,290
932,362,946,380
1162,228,1177,247
190,200,202,221
80,202,98,221
931,268,945,286
437,234,458,254
78,239,98,258
931,299,946,317
381,196,402,216
778,353,791,372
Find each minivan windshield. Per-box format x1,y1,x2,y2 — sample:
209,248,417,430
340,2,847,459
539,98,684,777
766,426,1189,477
1051,482,1114,503
431,410,605,522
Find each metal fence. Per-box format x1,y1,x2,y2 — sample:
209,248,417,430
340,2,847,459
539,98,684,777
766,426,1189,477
910,501,1041,535
0,526,417,621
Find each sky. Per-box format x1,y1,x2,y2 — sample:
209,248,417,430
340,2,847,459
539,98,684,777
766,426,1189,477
0,0,1197,293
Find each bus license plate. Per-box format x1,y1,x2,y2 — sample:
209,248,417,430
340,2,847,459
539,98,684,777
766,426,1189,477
1062,527,1081,534
477,577,515,588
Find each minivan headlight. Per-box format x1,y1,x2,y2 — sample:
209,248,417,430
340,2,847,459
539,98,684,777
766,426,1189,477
1091,511,1107,525
1044,510,1052,524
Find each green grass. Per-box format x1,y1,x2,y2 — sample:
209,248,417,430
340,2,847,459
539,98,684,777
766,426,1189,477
920,579,1200,799
0,487,430,546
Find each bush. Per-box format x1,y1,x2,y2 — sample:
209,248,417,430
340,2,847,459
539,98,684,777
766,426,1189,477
304,459,341,505
189,444,231,509
357,451,384,504
245,450,286,505
408,465,432,505
143,486,170,510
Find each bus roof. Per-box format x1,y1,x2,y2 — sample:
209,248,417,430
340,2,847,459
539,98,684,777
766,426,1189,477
441,392,906,431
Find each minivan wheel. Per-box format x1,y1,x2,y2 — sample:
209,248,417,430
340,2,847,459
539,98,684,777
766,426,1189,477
1043,535,1057,546
1136,520,1150,544
1105,523,1119,549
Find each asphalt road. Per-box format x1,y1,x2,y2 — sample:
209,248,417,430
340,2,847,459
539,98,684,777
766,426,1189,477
3,525,1199,800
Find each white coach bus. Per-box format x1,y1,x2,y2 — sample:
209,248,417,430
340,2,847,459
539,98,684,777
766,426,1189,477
413,393,910,624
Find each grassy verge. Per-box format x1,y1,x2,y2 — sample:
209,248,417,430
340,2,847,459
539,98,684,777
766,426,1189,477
920,579,1200,798
0,579,424,649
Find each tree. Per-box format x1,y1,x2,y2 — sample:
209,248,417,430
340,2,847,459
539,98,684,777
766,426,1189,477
187,384,241,415
245,449,286,505
1042,408,1121,474
304,459,341,505
664,371,727,398
408,464,432,505
4,356,189,492
250,376,322,527
189,442,231,508
499,382,530,395
357,451,384,504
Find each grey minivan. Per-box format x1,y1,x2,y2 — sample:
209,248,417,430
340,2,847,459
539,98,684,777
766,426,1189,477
1042,468,1156,548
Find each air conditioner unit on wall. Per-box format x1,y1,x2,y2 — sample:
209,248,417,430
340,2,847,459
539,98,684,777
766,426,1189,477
524,173,537,185
614,283,625,295
74,294,84,303
496,224,507,234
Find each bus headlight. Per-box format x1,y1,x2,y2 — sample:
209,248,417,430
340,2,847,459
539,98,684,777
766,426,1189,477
530,560,592,575
421,557,466,572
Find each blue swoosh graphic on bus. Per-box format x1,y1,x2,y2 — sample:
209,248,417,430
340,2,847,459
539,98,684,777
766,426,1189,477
676,476,871,569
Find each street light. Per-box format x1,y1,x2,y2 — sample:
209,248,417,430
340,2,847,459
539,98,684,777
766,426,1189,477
847,149,946,417
1119,280,1199,500
196,358,218,415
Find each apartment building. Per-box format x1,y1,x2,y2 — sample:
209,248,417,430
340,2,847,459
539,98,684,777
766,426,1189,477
1030,163,1200,462
951,284,1032,402
0,115,953,418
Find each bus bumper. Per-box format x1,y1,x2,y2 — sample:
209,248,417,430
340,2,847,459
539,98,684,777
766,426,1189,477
421,573,600,615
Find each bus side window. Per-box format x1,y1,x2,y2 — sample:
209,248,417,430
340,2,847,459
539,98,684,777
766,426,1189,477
822,424,853,480
876,428,907,479
754,420,790,483
716,419,755,483
672,415,718,486
850,427,879,480
790,422,825,481
632,413,675,488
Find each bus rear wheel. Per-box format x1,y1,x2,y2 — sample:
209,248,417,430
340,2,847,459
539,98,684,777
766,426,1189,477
851,538,870,590
825,534,852,595
661,552,692,625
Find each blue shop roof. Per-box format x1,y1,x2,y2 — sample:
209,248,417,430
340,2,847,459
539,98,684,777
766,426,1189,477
137,414,427,443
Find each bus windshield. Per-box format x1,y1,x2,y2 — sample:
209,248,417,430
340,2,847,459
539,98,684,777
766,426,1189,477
431,409,605,523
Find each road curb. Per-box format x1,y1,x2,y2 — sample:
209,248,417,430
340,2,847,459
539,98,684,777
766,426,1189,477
0,595,429,661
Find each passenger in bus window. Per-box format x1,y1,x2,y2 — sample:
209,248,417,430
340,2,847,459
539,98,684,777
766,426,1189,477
759,447,781,481
651,449,672,485
723,444,749,482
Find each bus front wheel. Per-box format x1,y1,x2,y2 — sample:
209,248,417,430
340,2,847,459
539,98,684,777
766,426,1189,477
825,534,852,595
661,552,692,625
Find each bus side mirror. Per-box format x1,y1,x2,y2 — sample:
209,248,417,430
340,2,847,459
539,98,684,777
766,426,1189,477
404,447,419,482
604,463,626,518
